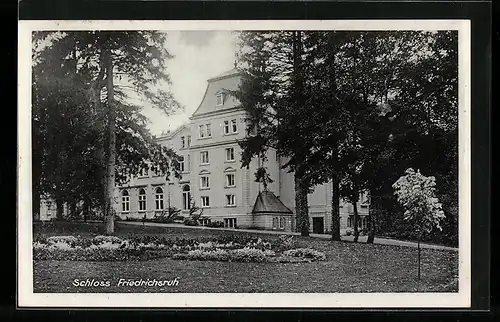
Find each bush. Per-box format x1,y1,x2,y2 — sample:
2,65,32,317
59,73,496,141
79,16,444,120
230,247,275,262
271,235,297,251
172,247,275,263
181,249,230,261
282,248,326,261
33,234,326,263
33,246,174,261
183,217,199,226
206,221,224,228
94,235,123,244
345,230,353,236
152,208,182,224
33,235,174,261
125,217,142,222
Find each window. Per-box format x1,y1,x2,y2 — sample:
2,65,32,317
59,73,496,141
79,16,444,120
155,187,164,210
182,185,191,210
231,119,237,133
181,136,185,148
200,218,211,226
186,154,191,172
139,167,148,177
224,119,237,135
199,124,212,138
225,194,235,207
225,147,235,161
153,166,162,177
225,173,235,187
199,125,205,138
216,93,224,106
272,217,285,230
179,156,185,172
201,196,210,208
347,215,366,229
138,188,146,212
121,190,130,213
361,216,368,229
200,151,209,164
200,176,210,189
187,135,191,147
224,218,237,228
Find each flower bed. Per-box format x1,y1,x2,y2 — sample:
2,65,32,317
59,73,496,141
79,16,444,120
33,234,325,263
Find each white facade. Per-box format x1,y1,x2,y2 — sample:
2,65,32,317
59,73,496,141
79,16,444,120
114,68,369,233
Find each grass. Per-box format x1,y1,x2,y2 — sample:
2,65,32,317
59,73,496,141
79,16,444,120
33,221,459,293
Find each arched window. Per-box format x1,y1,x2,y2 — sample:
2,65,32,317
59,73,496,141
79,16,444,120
138,188,146,212
224,167,236,188
121,190,130,213
199,170,210,190
182,185,191,210
155,187,164,210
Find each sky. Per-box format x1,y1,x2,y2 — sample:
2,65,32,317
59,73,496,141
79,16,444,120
141,31,238,136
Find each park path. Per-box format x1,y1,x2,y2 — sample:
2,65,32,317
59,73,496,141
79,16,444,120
118,221,458,252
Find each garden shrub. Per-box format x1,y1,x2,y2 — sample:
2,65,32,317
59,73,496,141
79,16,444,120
183,217,199,226
93,235,123,244
47,236,79,244
230,247,275,262
206,221,224,228
271,235,297,251
33,234,326,263
172,247,275,263
282,248,326,261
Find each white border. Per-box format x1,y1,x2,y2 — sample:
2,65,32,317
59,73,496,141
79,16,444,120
18,20,471,308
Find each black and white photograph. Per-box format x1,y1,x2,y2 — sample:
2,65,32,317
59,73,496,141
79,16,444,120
18,20,471,308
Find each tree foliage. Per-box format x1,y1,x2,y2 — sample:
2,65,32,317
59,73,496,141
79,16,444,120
32,31,182,229
235,30,458,243
393,168,446,234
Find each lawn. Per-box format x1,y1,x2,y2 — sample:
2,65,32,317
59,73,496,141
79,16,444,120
33,221,458,293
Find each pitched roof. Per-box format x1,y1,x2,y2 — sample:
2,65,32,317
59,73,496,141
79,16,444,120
207,67,241,82
191,68,243,117
252,191,293,214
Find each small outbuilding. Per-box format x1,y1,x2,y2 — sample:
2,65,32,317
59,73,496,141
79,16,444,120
252,191,294,231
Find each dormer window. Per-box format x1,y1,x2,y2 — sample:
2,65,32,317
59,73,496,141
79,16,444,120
216,93,224,106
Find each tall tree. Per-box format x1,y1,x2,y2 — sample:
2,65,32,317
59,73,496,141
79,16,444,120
236,31,317,236
32,31,182,232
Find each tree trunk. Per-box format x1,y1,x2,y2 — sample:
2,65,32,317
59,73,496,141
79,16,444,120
55,197,64,220
104,47,116,235
295,175,309,237
69,199,77,219
417,231,422,281
367,195,376,243
33,189,41,222
353,197,360,243
331,173,341,241
83,198,89,222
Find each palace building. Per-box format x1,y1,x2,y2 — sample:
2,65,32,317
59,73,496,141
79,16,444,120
113,67,369,233
39,67,369,234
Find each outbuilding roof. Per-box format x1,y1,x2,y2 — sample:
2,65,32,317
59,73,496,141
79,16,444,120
252,191,293,214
